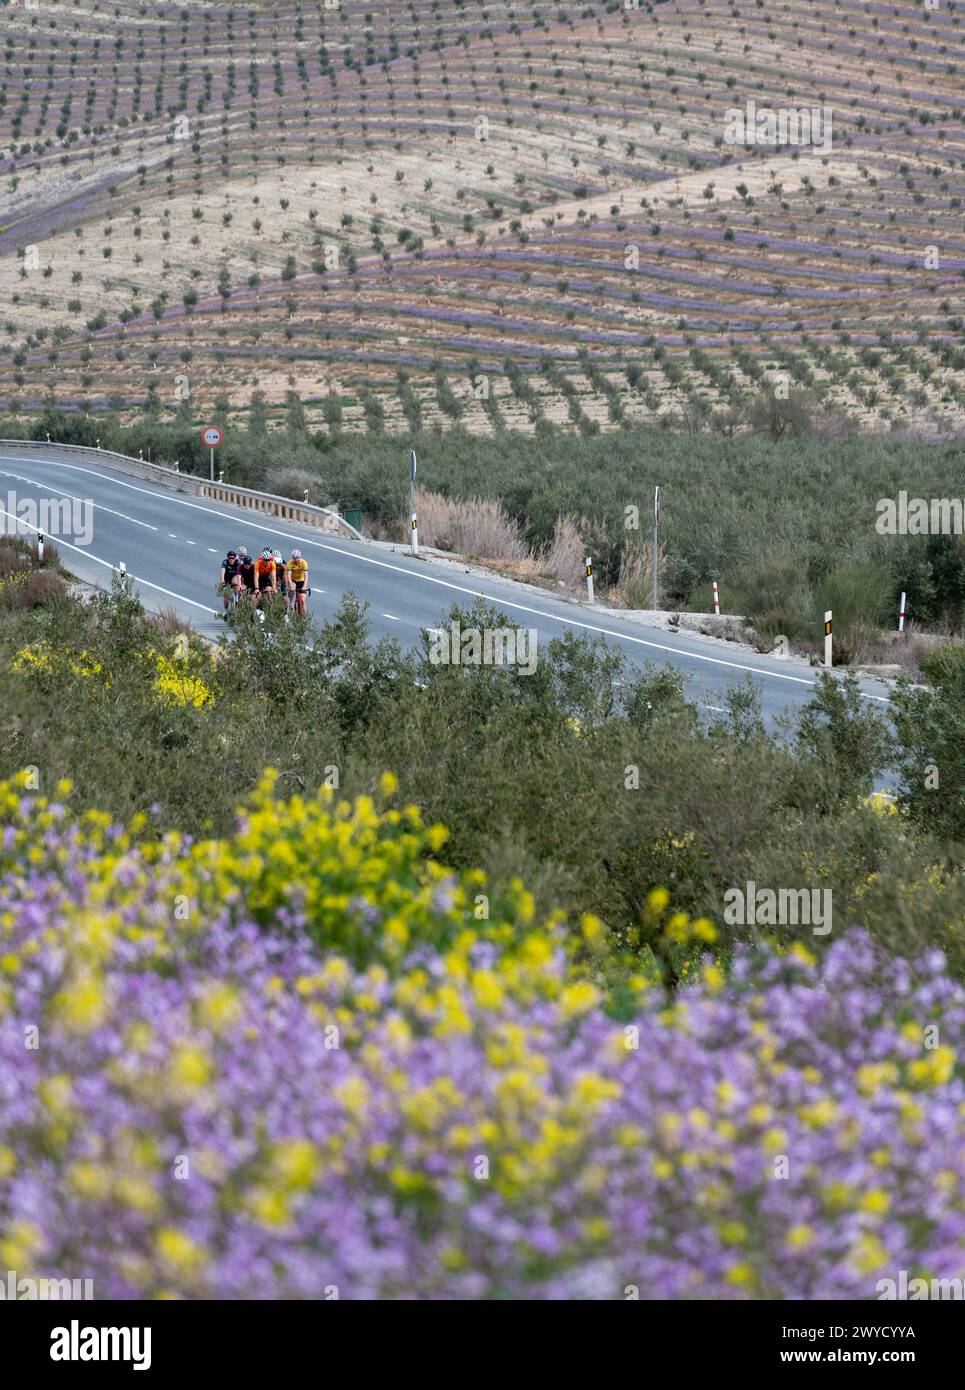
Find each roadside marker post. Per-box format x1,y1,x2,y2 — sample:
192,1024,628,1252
652,485,660,611
824,610,833,668
586,557,594,604
37,532,44,563
409,450,419,555
898,591,906,633
712,580,720,616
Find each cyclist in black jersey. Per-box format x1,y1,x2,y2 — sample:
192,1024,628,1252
273,550,287,601
237,550,257,596
219,550,243,612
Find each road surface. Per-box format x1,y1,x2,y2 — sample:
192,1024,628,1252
0,446,893,728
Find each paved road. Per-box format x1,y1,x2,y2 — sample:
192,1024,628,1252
0,447,894,729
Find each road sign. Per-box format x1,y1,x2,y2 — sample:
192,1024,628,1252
201,426,223,448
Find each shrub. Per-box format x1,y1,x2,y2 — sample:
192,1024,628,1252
0,776,962,1299
892,643,965,843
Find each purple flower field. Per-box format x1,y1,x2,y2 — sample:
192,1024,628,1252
1,776,962,1300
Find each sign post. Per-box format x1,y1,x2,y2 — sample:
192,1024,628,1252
652,485,660,611
201,425,223,481
824,611,833,668
409,449,418,555
898,591,906,633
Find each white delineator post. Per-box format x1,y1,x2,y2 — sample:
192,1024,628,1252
652,485,660,611
898,591,906,633
37,532,44,563
585,557,594,603
824,610,833,668
409,449,419,555
712,580,720,616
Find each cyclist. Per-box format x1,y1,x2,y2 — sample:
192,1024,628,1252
273,549,288,602
253,546,277,607
286,549,309,616
219,549,243,613
237,547,256,600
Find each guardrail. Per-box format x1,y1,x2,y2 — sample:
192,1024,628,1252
0,439,365,541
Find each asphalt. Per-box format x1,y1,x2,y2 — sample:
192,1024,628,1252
0,447,894,731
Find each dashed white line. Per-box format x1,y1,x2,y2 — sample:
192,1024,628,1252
0,467,158,531
0,504,213,614
0,454,894,704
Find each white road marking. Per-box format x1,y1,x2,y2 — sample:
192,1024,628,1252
0,467,158,531
382,613,400,621
0,454,893,703
0,503,214,614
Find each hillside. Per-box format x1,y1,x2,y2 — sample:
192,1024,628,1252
1,0,963,435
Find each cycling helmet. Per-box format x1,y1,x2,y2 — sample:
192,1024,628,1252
272,549,283,561
226,549,237,559
238,546,249,558
261,547,273,560
290,549,301,560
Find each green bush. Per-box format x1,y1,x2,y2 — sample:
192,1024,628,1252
10,413,965,638
892,643,965,843
2,581,959,979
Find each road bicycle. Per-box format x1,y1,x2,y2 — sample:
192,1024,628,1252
289,584,310,619
217,579,245,618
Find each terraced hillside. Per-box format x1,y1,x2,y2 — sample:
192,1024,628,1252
1,0,963,434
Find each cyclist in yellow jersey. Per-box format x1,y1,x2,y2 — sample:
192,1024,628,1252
285,550,309,615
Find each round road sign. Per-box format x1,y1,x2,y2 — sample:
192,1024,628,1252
201,426,223,448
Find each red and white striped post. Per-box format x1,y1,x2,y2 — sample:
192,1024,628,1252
712,580,720,616
898,591,906,633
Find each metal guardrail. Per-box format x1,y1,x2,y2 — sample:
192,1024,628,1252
0,439,366,541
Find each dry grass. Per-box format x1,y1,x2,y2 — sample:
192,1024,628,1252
610,540,664,609
0,542,30,582
539,516,588,592
414,491,596,593
852,622,964,676
144,605,195,639
0,569,67,610
415,488,529,565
